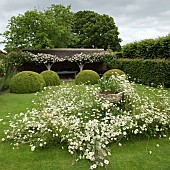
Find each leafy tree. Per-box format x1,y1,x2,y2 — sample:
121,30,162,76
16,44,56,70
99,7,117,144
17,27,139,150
3,5,121,52
44,4,73,48
72,11,121,51
3,5,73,52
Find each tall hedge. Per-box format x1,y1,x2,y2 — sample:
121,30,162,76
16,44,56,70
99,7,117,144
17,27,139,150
107,59,170,87
122,35,170,59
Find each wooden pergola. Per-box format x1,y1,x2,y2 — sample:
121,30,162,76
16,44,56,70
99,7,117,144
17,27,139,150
20,48,107,79
23,48,104,56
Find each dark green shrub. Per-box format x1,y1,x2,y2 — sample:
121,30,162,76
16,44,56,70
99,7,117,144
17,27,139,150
113,52,123,58
122,42,138,59
9,71,46,93
40,70,60,86
103,69,125,80
75,70,100,85
107,59,170,88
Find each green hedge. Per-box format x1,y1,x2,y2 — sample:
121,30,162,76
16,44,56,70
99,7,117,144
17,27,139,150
122,35,170,59
107,59,170,87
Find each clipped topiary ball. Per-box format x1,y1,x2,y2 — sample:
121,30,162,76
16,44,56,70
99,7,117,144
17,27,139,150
75,70,100,85
9,71,46,94
40,70,60,86
103,69,126,80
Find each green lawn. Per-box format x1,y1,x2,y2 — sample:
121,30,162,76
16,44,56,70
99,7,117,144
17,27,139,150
0,85,170,170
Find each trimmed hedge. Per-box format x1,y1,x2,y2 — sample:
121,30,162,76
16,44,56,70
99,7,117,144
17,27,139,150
9,71,46,93
40,70,60,86
122,35,170,59
107,59,170,87
75,70,100,85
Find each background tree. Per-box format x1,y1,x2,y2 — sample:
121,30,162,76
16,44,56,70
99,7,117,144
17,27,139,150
3,5,121,52
72,11,121,51
3,5,73,52
44,4,73,48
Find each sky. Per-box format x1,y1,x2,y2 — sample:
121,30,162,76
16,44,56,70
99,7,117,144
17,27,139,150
0,0,170,50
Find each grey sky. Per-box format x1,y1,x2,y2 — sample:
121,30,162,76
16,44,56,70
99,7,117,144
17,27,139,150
0,0,170,50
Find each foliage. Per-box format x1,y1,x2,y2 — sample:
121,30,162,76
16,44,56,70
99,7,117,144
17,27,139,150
72,10,121,51
75,70,100,85
0,52,18,91
0,51,35,91
68,52,110,71
0,53,5,60
1,76,170,169
0,59,5,77
9,71,46,93
103,69,125,80
24,51,110,71
2,50,114,73
0,88,170,170
40,70,60,86
107,59,170,88
113,51,123,58
0,67,16,91
5,50,32,69
99,74,142,112
0,51,31,78
122,34,170,59
0,53,8,77
99,76,120,93
3,4,73,51
3,5,122,52
44,4,74,48
25,51,67,70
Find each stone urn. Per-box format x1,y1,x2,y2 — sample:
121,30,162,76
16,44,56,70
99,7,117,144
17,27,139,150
98,91,123,103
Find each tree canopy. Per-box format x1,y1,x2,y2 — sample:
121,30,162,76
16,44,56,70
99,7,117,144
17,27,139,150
3,5,73,51
72,11,121,51
3,4,121,52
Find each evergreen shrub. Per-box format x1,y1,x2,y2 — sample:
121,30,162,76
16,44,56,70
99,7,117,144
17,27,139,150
40,70,60,86
9,71,45,93
103,69,125,80
75,70,100,85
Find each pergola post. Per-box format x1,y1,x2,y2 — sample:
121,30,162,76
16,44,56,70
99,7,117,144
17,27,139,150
45,63,53,70
78,62,85,72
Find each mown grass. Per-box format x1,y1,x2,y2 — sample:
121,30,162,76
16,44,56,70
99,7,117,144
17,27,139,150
0,85,170,170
